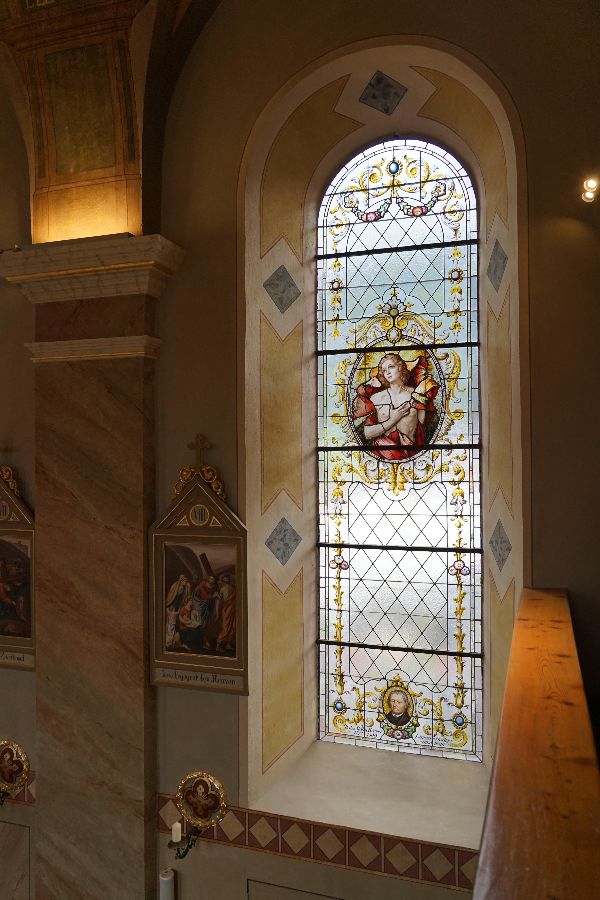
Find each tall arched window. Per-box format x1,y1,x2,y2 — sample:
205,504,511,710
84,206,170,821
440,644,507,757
317,138,482,760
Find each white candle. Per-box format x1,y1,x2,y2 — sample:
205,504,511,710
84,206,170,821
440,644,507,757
171,821,182,843
159,867,175,900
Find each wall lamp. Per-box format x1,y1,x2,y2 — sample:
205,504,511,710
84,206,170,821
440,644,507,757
582,177,598,202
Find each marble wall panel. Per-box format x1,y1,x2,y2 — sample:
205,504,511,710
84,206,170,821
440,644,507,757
35,296,155,343
34,356,155,900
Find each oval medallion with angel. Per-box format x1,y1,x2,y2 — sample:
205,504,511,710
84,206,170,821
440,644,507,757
349,346,445,460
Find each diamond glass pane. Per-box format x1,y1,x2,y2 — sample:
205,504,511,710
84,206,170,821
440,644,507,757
317,139,482,759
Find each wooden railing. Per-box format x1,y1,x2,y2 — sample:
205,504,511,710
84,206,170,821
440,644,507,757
473,588,600,899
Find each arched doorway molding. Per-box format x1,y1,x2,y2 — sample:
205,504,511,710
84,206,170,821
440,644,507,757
238,37,529,843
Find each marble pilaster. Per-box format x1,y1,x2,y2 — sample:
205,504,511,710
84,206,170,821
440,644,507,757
0,234,183,900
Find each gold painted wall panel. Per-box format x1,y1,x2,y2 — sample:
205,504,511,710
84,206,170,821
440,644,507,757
487,290,513,509
490,575,515,735
33,177,140,243
260,315,303,512
414,67,508,236
45,43,116,176
262,571,303,772
261,77,361,260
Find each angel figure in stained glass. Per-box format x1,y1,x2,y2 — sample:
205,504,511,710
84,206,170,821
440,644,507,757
352,352,439,460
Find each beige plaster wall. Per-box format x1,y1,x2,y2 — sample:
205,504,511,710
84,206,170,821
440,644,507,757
157,834,466,900
159,7,600,825
240,49,523,851
0,820,29,899
0,0,596,894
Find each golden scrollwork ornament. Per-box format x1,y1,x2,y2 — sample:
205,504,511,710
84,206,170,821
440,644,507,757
0,466,20,497
171,770,228,858
172,434,226,500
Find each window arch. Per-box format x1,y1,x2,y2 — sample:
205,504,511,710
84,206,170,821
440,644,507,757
317,138,482,759
242,45,526,808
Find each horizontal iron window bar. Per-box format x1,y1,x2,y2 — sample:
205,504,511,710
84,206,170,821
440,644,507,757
317,443,481,452
318,638,482,659
318,541,482,553
317,340,479,356
325,174,471,194
316,237,478,261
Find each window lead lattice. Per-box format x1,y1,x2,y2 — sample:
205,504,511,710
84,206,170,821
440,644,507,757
317,139,482,759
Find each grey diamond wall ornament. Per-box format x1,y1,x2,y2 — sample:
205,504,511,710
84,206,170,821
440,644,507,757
359,71,408,115
263,265,301,313
265,518,301,565
486,240,508,292
489,519,512,572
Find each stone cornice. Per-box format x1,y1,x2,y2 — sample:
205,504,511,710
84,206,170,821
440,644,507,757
0,0,146,52
26,335,161,362
0,233,184,303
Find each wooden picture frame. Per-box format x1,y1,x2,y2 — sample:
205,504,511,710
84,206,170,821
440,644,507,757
0,467,34,670
150,468,247,694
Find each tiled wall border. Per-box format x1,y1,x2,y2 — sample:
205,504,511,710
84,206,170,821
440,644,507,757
158,794,478,891
5,779,477,891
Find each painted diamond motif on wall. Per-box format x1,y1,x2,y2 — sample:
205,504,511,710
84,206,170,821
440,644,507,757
250,817,277,848
461,854,478,885
263,265,301,313
486,240,508,292
386,840,417,874
490,519,512,572
265,518,301,565
424,848,454,881
219,811,245,842
316,828,344,860
158,799,181,829
359,70,408,115
282,823,309,854
350,834,379,867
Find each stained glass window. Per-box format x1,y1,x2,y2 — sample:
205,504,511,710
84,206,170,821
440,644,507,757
317,138,482,759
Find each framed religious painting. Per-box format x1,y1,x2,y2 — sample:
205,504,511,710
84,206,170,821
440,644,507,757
150,457,247,694
0,466,34,670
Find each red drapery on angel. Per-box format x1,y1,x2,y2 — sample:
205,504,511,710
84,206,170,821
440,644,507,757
352,356,439,460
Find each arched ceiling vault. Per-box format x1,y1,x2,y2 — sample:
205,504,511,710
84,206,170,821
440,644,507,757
0,0,222,241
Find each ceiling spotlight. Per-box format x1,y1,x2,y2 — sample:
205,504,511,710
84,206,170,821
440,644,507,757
582,190,596,203
583,177,598,192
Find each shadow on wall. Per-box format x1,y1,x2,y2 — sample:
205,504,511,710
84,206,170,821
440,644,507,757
0,81,30,247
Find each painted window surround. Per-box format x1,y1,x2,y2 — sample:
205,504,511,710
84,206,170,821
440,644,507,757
240,40,527,847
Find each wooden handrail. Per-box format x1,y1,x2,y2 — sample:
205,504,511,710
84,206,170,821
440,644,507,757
473,588,600,898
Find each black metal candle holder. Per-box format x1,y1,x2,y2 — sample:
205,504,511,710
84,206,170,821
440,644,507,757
169,770,228,859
